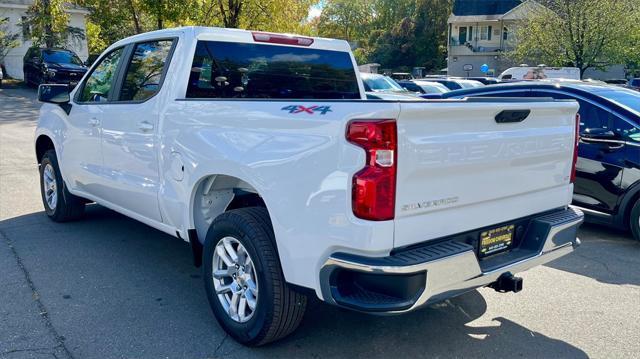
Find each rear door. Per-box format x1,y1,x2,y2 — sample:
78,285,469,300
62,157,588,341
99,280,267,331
97,39,175,222
393,99,579,247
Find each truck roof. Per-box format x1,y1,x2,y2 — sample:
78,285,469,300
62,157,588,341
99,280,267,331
109,26,352,53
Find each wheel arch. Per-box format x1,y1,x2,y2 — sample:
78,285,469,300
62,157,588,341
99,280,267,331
189,174,271,246
618,182,640,228
35,134,56,164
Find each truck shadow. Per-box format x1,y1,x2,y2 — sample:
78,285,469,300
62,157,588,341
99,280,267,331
0,206,588,359
253,292,588,359
545,223,640,286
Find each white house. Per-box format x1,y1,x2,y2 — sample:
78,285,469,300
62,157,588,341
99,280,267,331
0,0,89,80
447,0,546,77
446,0,625,79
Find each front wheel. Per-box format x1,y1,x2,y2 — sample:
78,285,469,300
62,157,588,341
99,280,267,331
203,207,307,346
39,150,85,222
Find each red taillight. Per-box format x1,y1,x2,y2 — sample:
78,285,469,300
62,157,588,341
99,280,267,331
570,113,580,183
252,32,314,46
347,120,397,221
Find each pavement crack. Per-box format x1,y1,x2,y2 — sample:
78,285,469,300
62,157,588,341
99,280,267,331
575,252,622,278
0,229,75,359
213,333,228,357
0,345,61,356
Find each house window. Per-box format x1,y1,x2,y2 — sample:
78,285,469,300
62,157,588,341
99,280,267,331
480,25,492,41
503,27,508,40
21,16,30,40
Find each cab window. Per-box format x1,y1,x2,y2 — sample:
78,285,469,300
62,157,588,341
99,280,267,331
187,40,360,99
79,48,124,102
119,40,174,101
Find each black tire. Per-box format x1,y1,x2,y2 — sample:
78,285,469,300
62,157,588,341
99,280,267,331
24,70,33,88
39,150,85,222
630,200,640,241
203,207,307,346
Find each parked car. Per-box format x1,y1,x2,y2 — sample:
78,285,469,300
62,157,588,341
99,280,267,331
498,66,580,81
466,77,500,85
397,80,450,94
360,72,421,99
605,79,629,85
35,27,583,346
427,77,484,90
424,82,640,240
365,91,424,100
630,78,640,90
23,48,87,88
389,72,413,81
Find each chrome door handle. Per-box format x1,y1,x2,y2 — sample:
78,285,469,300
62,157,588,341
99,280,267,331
137,121,154,132
88,118,100,127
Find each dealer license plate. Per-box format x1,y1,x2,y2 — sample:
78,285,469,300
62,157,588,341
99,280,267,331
479,224,514,257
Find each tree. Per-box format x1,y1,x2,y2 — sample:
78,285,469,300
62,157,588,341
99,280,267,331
24,0,85,48
140,0,192,30
0,18,20,65
316,0,373,43
315,0,451,71
78,0,314,54
510,0,638,77
193,0,314,32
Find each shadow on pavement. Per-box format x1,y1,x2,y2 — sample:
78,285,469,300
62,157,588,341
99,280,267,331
0,84,39,125
0,206,588,358
546,223,640,286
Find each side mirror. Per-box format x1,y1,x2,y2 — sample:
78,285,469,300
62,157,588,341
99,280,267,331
38,84,70,104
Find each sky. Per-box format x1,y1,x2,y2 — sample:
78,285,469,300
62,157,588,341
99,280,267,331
307,3,323,21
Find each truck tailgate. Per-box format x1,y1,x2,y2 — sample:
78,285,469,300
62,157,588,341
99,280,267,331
394,99,579,248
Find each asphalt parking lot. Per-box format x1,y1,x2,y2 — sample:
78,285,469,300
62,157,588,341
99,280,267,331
1,84,639,359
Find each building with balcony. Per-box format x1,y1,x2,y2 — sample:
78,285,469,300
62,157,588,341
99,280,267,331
447,0,544,77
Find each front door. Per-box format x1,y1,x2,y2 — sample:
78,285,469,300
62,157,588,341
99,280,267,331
573,100,626,213
458,27,467,44
97,39,175,222
65,47,125,196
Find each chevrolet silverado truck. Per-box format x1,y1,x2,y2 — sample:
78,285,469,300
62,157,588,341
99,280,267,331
34,27,584,346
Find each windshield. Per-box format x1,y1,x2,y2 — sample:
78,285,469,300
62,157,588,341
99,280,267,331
362,75,406,92
415,82,449,94
458,80,483,89
42,50,84,66
599,89,640,114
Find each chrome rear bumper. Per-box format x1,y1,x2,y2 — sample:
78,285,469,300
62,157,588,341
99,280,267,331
320,206,584,313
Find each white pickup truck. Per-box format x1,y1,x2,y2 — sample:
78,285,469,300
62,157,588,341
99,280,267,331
34,27,584,346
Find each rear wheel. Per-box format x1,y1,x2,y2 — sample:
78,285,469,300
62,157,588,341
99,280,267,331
203,207,307,346
630,200,640,241
39,150,85,222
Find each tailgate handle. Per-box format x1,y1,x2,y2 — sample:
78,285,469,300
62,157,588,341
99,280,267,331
495,110,530,123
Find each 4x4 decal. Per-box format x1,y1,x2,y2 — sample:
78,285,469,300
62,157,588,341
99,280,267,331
281,105,332,115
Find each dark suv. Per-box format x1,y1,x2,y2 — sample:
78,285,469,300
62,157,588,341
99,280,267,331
23,48,87,87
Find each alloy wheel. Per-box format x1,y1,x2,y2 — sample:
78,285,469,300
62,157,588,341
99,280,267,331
212,236,259,323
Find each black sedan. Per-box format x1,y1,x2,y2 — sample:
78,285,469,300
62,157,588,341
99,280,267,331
424,82,640,240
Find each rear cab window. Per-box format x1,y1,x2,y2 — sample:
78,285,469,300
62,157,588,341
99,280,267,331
186,41,360,99
120,40,174,101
